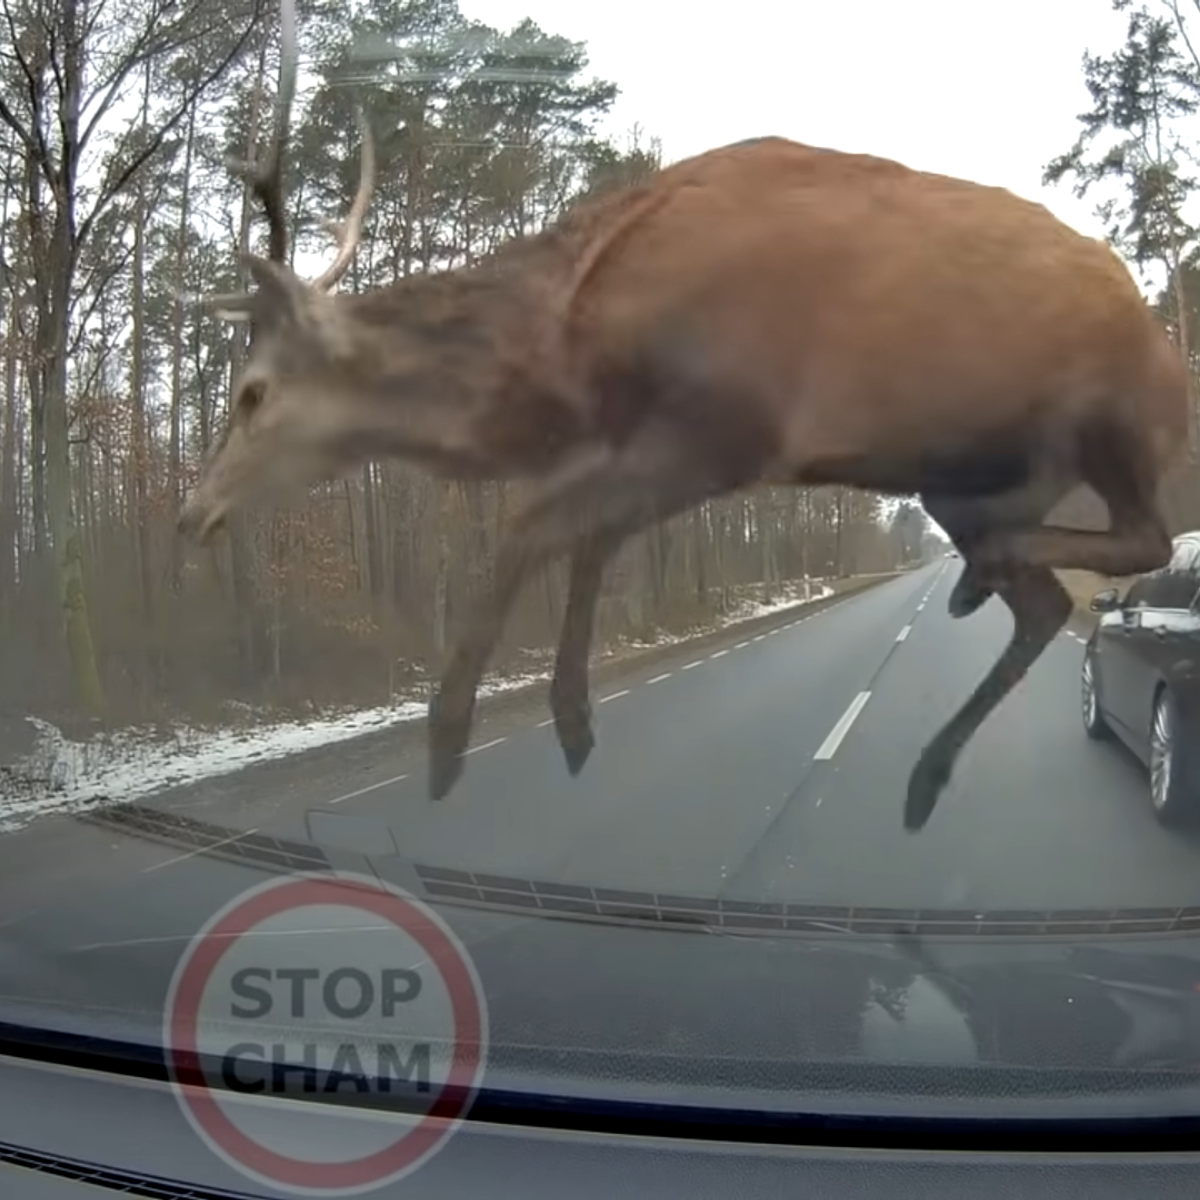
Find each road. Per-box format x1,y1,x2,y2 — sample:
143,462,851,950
257,555,1200,912
5,556,1200,942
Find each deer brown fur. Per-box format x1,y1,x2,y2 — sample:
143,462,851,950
178,1,1189,829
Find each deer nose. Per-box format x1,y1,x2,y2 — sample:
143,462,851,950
177,500,225,543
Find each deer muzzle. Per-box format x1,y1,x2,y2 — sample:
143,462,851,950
177,494,228,545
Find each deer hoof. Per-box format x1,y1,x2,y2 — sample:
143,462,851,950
557,717,596,777
549,696,592,777
550,678,594,777
904,749,953,831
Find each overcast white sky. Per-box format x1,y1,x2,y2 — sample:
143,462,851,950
453,0,1130,242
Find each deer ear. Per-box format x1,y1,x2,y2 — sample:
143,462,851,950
242,255,308,327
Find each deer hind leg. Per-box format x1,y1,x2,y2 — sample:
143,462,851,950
947,560,992,618
427,425,737,801
922,482,1067,621
905,563,1072,830
968,424,1172,579
917,498,990,618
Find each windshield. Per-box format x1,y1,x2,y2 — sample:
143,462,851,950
5,0,1200,1192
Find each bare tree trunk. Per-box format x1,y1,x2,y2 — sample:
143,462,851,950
0,142,19,637
225,45,272,686
128,62,154,639
362,463,382,600
37,0,105,717
169,93,197,597
0,323,17,637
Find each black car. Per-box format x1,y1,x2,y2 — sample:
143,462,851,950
1081,531,1200,824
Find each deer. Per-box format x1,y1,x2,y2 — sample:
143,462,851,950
177,0,1189,832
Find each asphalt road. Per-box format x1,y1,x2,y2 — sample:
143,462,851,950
4,556,1200,941
266,555,1200,912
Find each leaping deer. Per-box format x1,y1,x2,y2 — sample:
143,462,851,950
178,0,1188,830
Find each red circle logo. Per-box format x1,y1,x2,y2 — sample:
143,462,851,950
163,872,489,1195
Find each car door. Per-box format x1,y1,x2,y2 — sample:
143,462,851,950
1113,540,1200,757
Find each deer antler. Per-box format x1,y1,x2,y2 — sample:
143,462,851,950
175,0,298,322
231,0,298,267
180,41,373,316
307,106,376,295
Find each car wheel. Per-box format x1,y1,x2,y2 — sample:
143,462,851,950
1081,643,1111,740
1149,687,1194,826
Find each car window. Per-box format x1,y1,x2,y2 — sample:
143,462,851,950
1157,542,1200,609
1123,573,1161,609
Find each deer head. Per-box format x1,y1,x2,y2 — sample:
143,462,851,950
178,0,377,544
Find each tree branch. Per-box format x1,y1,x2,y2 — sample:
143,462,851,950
75,2,265,255
79,0,259,156
0,2,55,184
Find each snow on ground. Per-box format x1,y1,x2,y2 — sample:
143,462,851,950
0,578,834,833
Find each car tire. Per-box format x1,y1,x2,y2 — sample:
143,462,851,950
1149,687,1196,826
1081,642,1111,741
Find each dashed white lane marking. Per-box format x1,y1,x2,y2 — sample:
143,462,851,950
896,623,912,643
683,659,703,670
735,641,750,649
753,634,766,642
600,689,629,703
537,717,555,727
710,649,729,660
328,773,409,805
647,672,672,684
813,691,872,761
143,828,260,873
465,737,506,755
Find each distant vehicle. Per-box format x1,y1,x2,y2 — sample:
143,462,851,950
946,549,960,558
1081,532,1200,824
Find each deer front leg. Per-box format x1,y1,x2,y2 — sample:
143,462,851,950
905,563,1072,830
428,426,733,801
550,531,627,777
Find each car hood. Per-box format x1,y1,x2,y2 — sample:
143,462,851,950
6,809,1200,1119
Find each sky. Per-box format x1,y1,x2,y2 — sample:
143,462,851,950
450,0,1130,242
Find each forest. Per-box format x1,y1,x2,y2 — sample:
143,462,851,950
0,0,935,750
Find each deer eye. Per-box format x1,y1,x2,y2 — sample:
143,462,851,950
237,382,266,421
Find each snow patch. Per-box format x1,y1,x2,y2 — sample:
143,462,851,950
730,580,835,621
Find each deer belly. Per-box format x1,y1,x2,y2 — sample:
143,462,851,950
787,441,1036,498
